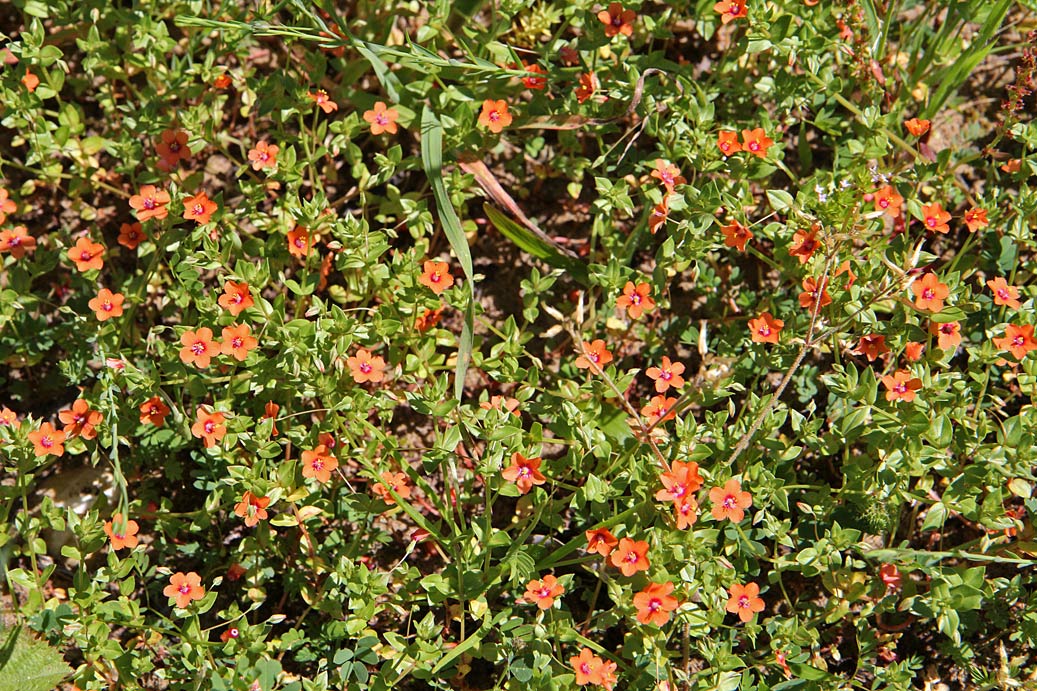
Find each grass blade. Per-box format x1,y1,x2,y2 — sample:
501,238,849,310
483,204,590,286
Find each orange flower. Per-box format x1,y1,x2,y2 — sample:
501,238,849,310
748,312,783,344
0,226,36,259
634,581,679,626
247,141,279,171
310,89,339,114
118,222,145,250
575,72,599,104
717,130,741,156
104,513,140,550
139,396,170,427
963,207,989,232
798,276,831,310
218,281,254,315
674,497,699,529
911,273,949,312
598,2,636,37
419,260,454,294
920,202,951,234
641,395,677,425
88,288,125,322
262,401,279,436
904,341,925,362
180,327,218,368
881,370,923,402
714,0,748,23
855,334,889,362
836,259,857,287
163,571,205,609
213,73,232,89
59,399,103,440
993,324,1037,360
286,226,313,259
301,444,338,483
359,101,398,135
616,281,655,319
645,356,685,393
1001,159,1022,174
0,187,17,224
156,129,190,170
371,471,412,504
904,118,930,136
67,237,105,272
648,198,669,234
28,422,66,457
346,348,387,383
987,277,1021,309
721,219,753,251
930,320,962,351
789,229,821,263
655,460,704,504
183,191,217,225
571,648,606,687
0,407,17,426
650,159,685,192
234,491,271,527
191,407,227,448
415,306,444,331
575,339,613,372
502,452,547,494
22,69,39,92
478,99,512,133
873,185,903,217
524,574,565,610
221,324,258,361
726,582,765,623
520,62,547,90
709,478,753,522
585,527,618,556
741,128,773,158
129,185,171,222
480,395,521,416
610,537,650,576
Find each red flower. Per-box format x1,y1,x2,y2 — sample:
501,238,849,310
725,582,765,623
873,185,903,217
164,571,205,609
477,100,513,134
191,407,227,448
993,324,1037,360
0,226,36,258
714,0,748,23
221,324,258,361
741,128,773,158
22,69,39,92
301,445,339,484
156,129,190,170
798,276,831,310
139,396,170,427
523,575,564,610
88,289,125,322
645,356,685,393
363,102,399,134
415,306,444,331
721,219,753,251
655,460,704,504
748,312,783,344
346,348,387,383
0,187,15,224
879,563,901,591
262,401,279,436
575,339,613,372
963,207,989,232
183,191,217,225
609,537,650,576
598,2,636,37
881,370,923,402
28,422,66,457
480,395,521,416
59,399,103,440
674,497,699,529
904,118,930,136
104,513,140,550
585,527,618,556
904,341,925,362
571,648,611,688
129,185,171,222
634,581,679,626
234,491,271,527
419,260,454,294
501,453,547,494
717,130,741,155
218,281,254,315
648,198,669,234
67,238,105,272
180,327,218,368
247,141,279,171
650,159,685,192
575,72,599,104
616,281,655,319
371,471,412,505
118,222,145,250
641,395,678,425
920,202,951,234
788,229,821,263
930,320,962,351
709,478,753,522
855,334,889,362
521,62,547,90
911,273,949,312
987,277,1021,309
311,89,340,115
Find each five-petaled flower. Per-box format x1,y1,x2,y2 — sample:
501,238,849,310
139,396,170,427
104,513,140,550
921,202,951,234
641,395,678,425
22,69,39,92
502,452,547,494
247,141,279,171
741,128,773,158
655,460,703,504
118,222,145,250
0,226,36,258
930,320,962,351
363,101,399,134
749,312,783,344
726,582,765,623
610,537,650,576
347,348,387,383
302,444,339,484
963,207,989,232
650,159,685,192
721,219,753,251
571,648,616,689
993,324,1037,360
129,185,171,222
789,229,821,263
648,198,669,234
873,185,903,217
234,491,271,527
709,478,753,522
904,341,925,362
598,2,636,38
221,324,258,361
714,0,748,23
180,327,218,369
911,273,949,312
585,527,618,556
575,72,599,104
881,370,923,402
524,574,564,610
219,281,254,315
575,339,613,373
717,130,741,156
904,118,930,136
478,99,513,133
634,581,679,626
798,276,831,310
68,237,105,272
645,356,685,393
987,277,1021,309
855,334,889,362
372,471,412,504
0,187,15,224
521,62,548,90
59,399,102,440
286,226,313,259
191,406,227,448
616,281,655,319
183,191,217,225
28,422,66,457
156,129,190,170
164,571,205,609
88,288,125,322
419,260,454,294
310,89,339,114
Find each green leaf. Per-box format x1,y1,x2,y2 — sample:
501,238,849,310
0,627,72,691
766,189,795,212
483,204,590,286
